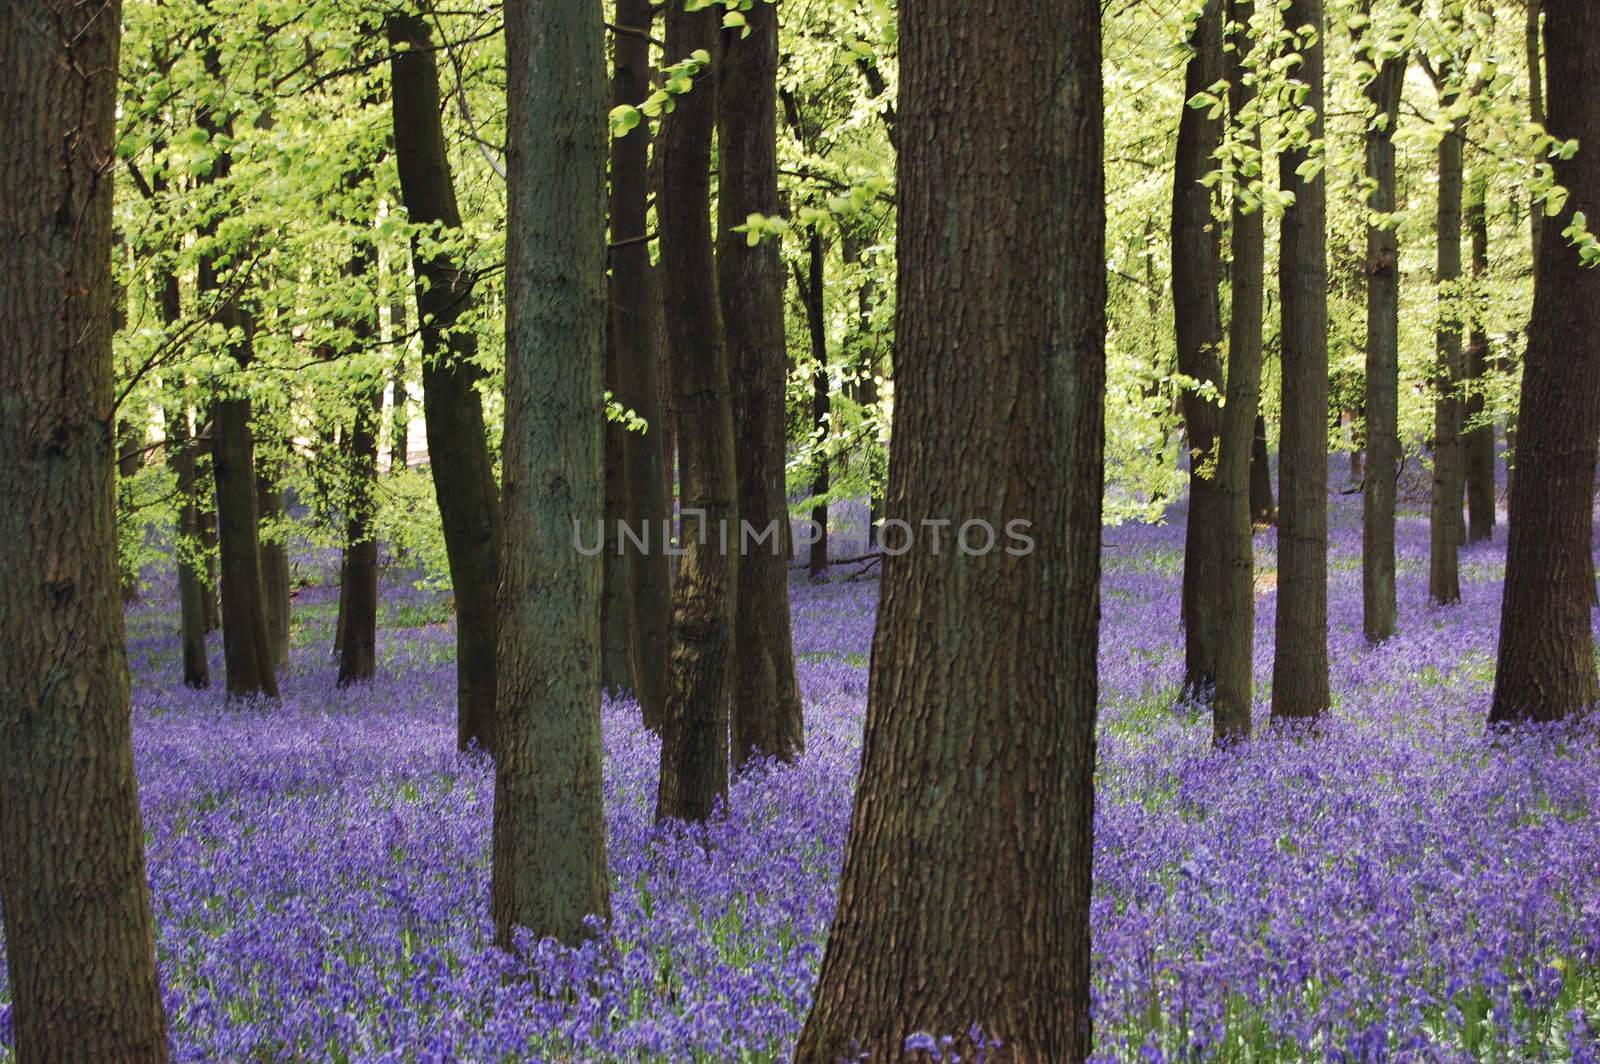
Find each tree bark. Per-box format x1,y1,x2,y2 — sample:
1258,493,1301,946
0,1,171,1054
1270,0,1330,722
601,334,637,692
388,11,502,754
1213,0,1264,743
492,0,612,947
159,268,211,689
1251,412,1276,523
1172,0,1226,699
1430,101,1465,605
1464,164,1496,543
654,3,737,825
257,456,291,668
801,232,831,580
338,380,382,686
1360,0,1411,644
793,0,1104,1056
1489,0,1600,725
718,0,804,767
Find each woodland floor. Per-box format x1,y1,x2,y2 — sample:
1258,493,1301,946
2,491,1599,1062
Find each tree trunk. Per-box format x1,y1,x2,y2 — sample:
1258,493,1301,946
1464,165,1496,542
388,11,502,754
1361,0,1410,644
1172,0,1226,699
166,399,211,690
802,232,831,580
118,418,145,602
0,1,171,1053
1430,106,1465,605
793,0,1104,1056
257,458,291,668
610,0,672,731
200,500,221,631
600,335,636,692
654,3,737,825
338,381,383,686
1251,412,1276,523
718,0,804,767
389,253,410,475
492,0,612,947
1489,0,1600,725
1213,0,1264,744
1270,0,1330,723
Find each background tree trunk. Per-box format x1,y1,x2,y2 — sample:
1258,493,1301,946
492,0,612,947
338,381,383,686
0,1,171,1053
389,11,502,754
257,456,291,668
1213,0,1264,743
1430,105,1465,605
1271,0,1330,722
1361,0,1409,644
601,330,636,692
801,232,831,580
1489,0,1600,725
793,0,1104,1055
1464,164,1496,543
718,0,805,767
609,0,672,731
160,269,211,690
1172,0,1226,699
1251,412,1276,523
655,3,737,825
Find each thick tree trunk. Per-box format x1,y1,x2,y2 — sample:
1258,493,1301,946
389,12,502,754
1464,166,1496,543
609,0,672,731
655,2,737,825
793,0,1104,1056
0,1,171,1054
1270,0,1330,722
492,0,611,947
801,232,831,580
1213,0,1264,743
1361,2,1409,644
1489,0,1600,725
1251,413,1276,523
1430,107,1465,604
718,0,804,767
1172,0,1226,699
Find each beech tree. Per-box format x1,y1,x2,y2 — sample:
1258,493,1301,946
0,0,170,1056
1488,0,1600,725
794,0,1105,1055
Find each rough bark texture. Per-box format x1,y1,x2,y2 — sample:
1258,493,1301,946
0,2,171,1055
717,0,805,767
389,12,502,754
491,0,612,946
1172,0,1226,699
1213,0,1263,744
801,232,831,580
1489,0,1600,725
1430,105,1465,605
1464,166,1496,543
609,0,672,731
1361,1,1408,644
793,0,1104,1056
654,3,737,826
1271,0,1330,722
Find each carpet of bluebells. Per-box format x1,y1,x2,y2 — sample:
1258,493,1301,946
3,488,1600,1063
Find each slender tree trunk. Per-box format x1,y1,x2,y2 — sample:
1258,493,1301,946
1271,0,1330,722
1213,0,1264,744
389,11,502,753
1489,0,1600,725
118,418,144,601
655,3,737,825
1464,165,1496,542
257,458,291,668
338,385,382,685
492,0,611,947
1251,412,1276,523
200,499,221,631
1361,0,1410,644
719,0,804,767
1173,0,1226,699
794,0,1104,1056
0,1,170,1054
1430,105,1465,604
601,335,637,692
610,0,672,731
166,398,211,690
801,232,831,580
